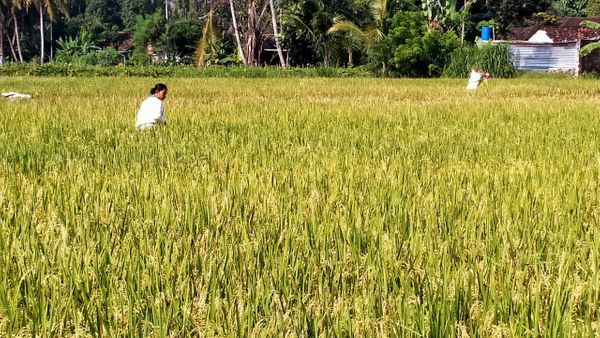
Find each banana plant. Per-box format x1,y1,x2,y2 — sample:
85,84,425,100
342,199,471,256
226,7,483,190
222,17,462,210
580,20,600,56
56,29,99,57
422,0,477,36
422,0,446,29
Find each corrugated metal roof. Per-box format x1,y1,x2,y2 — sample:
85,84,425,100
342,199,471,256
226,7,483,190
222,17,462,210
510,17,600,42
559,17,600,27
511,27,540,41
511,27,600,43
543,27,600,42
509,42,579,72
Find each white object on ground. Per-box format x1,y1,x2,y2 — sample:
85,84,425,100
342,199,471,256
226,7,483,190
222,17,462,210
2,92,33,100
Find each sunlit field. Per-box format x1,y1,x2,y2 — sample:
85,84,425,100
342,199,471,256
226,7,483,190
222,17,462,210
1,76,600,337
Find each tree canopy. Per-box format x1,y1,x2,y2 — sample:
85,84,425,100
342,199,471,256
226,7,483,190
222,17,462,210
0,0,593,75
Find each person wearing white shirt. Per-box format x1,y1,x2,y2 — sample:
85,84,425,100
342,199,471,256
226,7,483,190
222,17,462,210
466,68,491,92
136,83,168,130
466,68,483,92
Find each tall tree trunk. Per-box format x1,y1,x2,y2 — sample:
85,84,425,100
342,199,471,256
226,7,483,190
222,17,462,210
460,0,466,45
50,23,53,61
348,48,353,67
6,29,17,62
165,0,169,20
229,0,246,64
245,0,257,66
4,31,19,62
4,13,17,63
40,3,45,64
195,9,214,67
268,0,285,67
0,12,4,65
12,10,23,63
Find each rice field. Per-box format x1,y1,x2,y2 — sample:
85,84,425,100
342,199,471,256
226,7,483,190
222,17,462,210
1,76,600,337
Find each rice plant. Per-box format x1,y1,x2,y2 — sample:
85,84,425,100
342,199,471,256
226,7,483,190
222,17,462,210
0,76,599,337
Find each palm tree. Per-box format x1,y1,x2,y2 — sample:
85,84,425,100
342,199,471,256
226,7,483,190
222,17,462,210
327,0,390,73
285,0,347,67
229,0,246,64
195,8,220,66
268,0,285,67
0,1,6,63
29,0,68,63
3,0,24,63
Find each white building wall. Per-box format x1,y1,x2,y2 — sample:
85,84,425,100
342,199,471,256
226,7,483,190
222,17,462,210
508,42,579,73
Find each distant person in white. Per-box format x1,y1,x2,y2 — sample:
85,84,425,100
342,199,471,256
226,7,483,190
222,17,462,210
135,83,168,130
466,68,490,92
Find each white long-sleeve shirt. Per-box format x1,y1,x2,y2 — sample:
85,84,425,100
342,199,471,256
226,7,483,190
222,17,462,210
135,96,165,128
466,70,483,91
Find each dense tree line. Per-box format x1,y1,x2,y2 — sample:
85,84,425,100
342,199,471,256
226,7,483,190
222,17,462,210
0,0,596,76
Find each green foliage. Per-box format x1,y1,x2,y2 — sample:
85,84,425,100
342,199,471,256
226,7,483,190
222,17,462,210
387,11,460,77
85,0,122,28
553,0,588,17
0,63,373,77
4,0,562,73
58,1,123,48
79,47,123,66
476,19,499,31
120,0,159,30
443,43,517,78
56,29,100,59
130,14,202,64
327,0,394,73
530,12,560,26
56,28,123,66
483,0,553,32
194,11,220,67
586,0,600,16
131,11,166,59
164,18,202,60
0,76,599,336
283,0,379,67
580,21,600,57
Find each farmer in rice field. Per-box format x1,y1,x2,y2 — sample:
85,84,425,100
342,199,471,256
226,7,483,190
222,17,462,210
466,67,490,92
135,83,168,130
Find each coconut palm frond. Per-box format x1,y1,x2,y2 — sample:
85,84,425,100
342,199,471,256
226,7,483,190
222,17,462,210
372,0,388,24
284,13,316,40
328,19,370,44
28,0,67,20
195,11,215,67
365,27,384,41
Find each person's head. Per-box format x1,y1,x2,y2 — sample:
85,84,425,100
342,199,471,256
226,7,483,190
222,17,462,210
150,83,168,100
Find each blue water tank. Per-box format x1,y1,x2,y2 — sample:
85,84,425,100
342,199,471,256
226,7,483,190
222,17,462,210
481,26,492,41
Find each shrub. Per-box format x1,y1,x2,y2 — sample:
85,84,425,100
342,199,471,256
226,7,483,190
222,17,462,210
56,29,100,59
387,11,461,77
0,63,374,78
80,48,123,66
443,43,517,78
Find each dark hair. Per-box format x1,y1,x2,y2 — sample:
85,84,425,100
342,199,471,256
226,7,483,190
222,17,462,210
150,83,168,95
